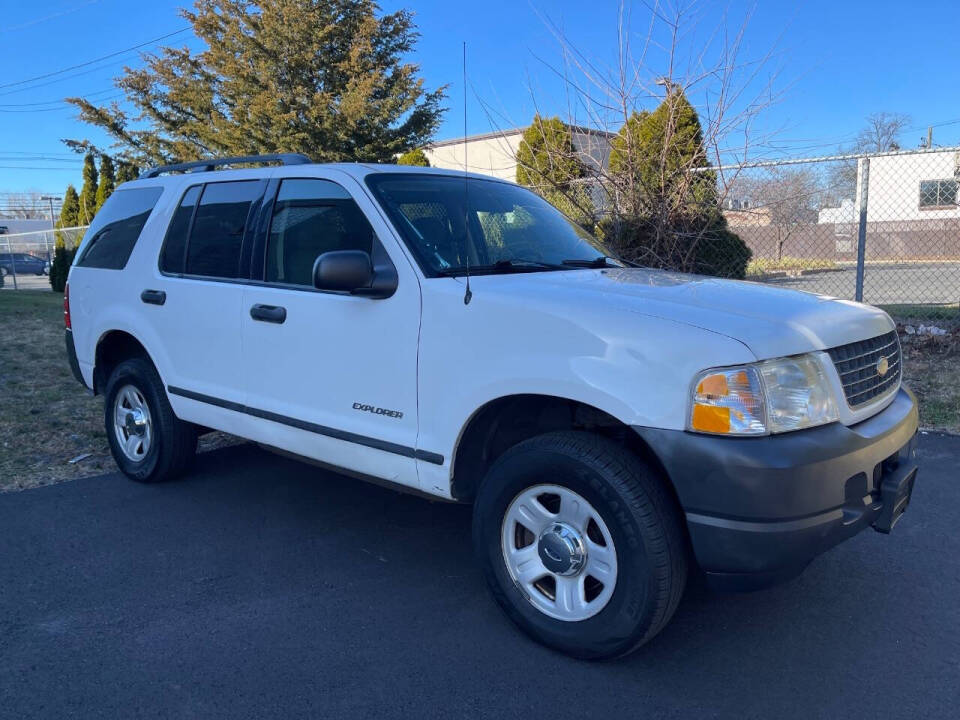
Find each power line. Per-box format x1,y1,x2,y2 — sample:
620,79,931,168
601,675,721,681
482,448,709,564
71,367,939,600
0,27,191,90
1,1,101,34
0,156,83,162
0,151,78,157
0,93,125,113
0,64,129,98
0,87,117,108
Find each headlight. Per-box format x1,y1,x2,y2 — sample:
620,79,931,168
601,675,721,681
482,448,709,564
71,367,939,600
690,353,839,436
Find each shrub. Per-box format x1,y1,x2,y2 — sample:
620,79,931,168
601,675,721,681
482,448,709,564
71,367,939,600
604,90,751,278
516,115,594,225
598,214,751,279
49,245,76,293
50,184,81,293
397,148,430,167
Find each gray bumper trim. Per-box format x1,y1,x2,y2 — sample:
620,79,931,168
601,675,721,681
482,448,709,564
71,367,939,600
633,387,919,588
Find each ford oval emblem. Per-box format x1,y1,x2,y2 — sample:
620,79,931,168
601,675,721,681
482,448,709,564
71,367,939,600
876,356,889,377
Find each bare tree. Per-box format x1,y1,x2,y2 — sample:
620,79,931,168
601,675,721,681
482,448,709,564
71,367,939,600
0,191,48,219
497,1,782,277
854,112,911,153
829,112,912,199
733,167,821,261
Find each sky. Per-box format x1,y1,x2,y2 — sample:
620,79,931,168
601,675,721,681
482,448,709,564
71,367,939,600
1,0,959,196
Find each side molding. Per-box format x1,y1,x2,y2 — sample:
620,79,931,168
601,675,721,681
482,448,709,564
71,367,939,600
167,385,444,465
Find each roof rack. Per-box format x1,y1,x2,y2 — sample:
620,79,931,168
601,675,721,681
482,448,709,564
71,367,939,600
139,153,312,179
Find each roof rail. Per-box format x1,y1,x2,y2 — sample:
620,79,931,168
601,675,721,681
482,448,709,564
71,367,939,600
139,153,312,179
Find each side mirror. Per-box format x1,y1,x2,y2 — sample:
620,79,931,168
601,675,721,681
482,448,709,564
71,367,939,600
312,250,397,299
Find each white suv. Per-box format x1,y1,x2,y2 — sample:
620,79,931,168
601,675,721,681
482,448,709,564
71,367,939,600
65,154,919,659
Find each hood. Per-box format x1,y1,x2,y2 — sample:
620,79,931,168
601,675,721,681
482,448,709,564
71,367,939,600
472,268,894,360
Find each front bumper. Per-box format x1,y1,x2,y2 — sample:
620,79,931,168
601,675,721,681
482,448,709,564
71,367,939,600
634,387,919,591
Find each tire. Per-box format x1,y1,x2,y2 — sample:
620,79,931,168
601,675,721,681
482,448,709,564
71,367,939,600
472,431,688,660
104,357,197,483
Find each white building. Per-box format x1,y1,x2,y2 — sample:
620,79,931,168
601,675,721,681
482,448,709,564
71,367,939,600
860,149,959,222
815,148,960,258
820,149,960,224
422,126,614,183
817,198,855,225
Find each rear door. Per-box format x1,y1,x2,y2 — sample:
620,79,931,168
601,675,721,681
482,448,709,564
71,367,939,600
240,173,423,489
143,178,267,436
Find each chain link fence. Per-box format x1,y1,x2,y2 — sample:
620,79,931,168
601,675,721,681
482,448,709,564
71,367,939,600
717,146,960,330
0,227,87,290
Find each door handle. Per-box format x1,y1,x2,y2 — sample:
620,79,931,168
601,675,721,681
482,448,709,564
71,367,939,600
250,304,286,324
141,289,166,305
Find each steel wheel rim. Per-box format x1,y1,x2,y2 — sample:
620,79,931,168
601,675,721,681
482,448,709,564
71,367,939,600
113,384,153,462
501,484,618,621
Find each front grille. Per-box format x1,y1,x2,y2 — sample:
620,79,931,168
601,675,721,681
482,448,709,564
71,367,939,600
826,330,902,408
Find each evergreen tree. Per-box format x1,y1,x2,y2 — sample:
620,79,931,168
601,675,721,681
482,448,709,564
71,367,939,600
116,162,139,184
50,185,80,292
608,110,650,217
604,91,750,278
397,148,430,166
66,0,445,165
54,186,80,245
95,155,116,211
608,111,650,172
77,153,98,225
515,115,593,224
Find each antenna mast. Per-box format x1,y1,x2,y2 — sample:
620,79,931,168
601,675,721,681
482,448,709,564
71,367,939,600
462,40,472,305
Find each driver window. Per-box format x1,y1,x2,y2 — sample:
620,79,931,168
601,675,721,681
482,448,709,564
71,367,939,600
266,179,374,286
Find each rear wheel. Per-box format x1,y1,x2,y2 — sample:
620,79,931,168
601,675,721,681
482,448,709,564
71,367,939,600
473,431,687,659
104,358,197,483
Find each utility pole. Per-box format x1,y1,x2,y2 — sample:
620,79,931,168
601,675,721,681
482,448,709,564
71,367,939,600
41,195,60,263
927,126,933,149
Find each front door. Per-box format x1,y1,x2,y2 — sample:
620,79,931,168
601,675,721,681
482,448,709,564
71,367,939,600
240,174,422,489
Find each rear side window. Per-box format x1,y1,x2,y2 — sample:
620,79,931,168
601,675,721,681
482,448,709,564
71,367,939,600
159,185,201,274
76,187,163,270
265,179,374,287
185,180,261,279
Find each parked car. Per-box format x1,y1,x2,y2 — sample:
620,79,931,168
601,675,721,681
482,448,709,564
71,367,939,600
64,155,919,659
0,252,47,276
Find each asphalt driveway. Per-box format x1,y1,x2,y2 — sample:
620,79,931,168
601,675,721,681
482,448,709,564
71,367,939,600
2,435,958,719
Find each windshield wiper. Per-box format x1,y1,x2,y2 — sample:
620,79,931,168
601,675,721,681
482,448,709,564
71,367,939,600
493,259,567,270
562,256,617,268
437,259,567,276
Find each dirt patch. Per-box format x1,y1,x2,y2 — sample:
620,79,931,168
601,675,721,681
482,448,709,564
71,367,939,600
0,291,241,492
897,324,960,433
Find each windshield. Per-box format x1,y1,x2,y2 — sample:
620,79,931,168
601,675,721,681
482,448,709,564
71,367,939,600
365,173,617,276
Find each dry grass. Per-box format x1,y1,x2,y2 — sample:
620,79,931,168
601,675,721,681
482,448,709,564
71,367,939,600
0,291,238,492
746,256,838,276
898,327,960,433
0,292,111,490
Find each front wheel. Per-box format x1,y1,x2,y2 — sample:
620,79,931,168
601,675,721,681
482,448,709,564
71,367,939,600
104,357,197,483
473,431,688,659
